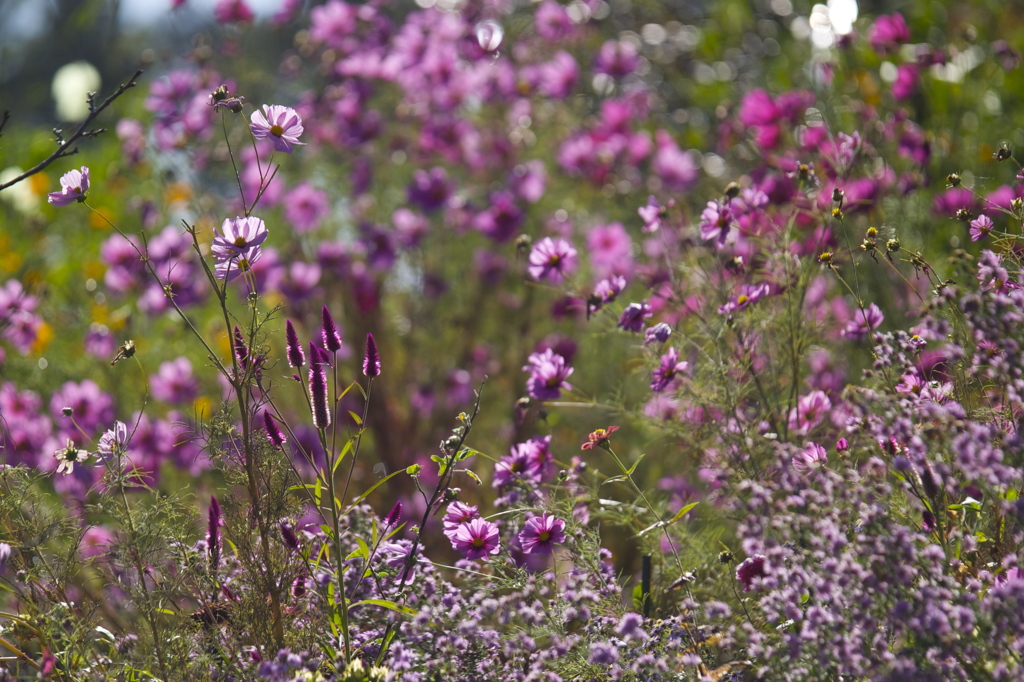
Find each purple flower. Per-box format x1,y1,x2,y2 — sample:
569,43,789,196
652,130,699,191
308,342,331,430
970,214,994,241
617,301,652,333
450,518,500,560
588,641,619,665
587,222,633,279
535,0,572,40
47,166,90,206
590,275,627,314
518,513,565,555
384,501,403,528
787,390,832,435
594,39,639,77
644,323,673,345
493,438,551,489
250,105,305,153
735,554,767,592
891,63,920,100
868,13,910,54
284,183,329,233
528,237,578,282
718,282,771,315
407,167,451,212
213,216,268,259
214,0,254,23
638,196,669,233
150,357,199,404
263,410,287,449
522,348,574,401
363,333,381,378
321,305,342,353
443,502,481,540
285,320,305,369
699,200,735,245
843,303,884,340
98,421,129,460
791,442,828,474
208,495,222,570
651,347,688,393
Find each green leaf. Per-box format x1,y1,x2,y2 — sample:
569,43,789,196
349,598,417,617
154,608,175,616
458,447,484,462
668,501,699,525
464,469,482,485
353,468,408,506
623,453,645,476
349,411,363,426
632,584,644,611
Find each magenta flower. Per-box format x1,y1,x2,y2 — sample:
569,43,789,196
284,183,329,233
617,301,653,333
651,347,688,393
868,13,910,54
528,237,578,282
518,513,566,555
593,39,639,78
443,502,481,540
652,130,699,191
47,167,90,206
97,421,129,460
791,442,828,474
450,518,501,560
493,441,547,488
308,342,331,430
891,63,920,101
970,214,994,241
699,200,735,246
150,357,199,404
787,390,832,435
523,348,574,401
285,320,305,369
736,554,767,592
250,105,306,153
843,303,884,340
321,305,342,353
718,282,771,315
638,196,671,233
213,0,254,23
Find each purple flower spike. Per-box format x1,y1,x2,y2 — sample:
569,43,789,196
263,410,287,449
285,320,304,368
233,326,249,365
308,343,331,430
321,305,342,353
280,521,299,551
384,500,403,528
208,496,222,571
363,333,381,378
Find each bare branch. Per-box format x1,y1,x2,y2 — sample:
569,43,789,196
0,69,144,193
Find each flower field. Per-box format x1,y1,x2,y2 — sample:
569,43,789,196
1,0,1024,679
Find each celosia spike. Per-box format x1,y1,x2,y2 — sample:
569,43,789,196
363,333,381,377
285,320,305,368
321,305,342,353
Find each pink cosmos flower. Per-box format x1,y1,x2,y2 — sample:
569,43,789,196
969,214,994,241
843,303,884,340
213,216,268,259
699,200,734,246
451,518,501,560
791,442,828,474
47,167,90,206
523,348,574,401
651,347,688,393
528,237,578,282
285,183,329,234
718,282,771,315
55,439,90,475
250,105,305,153
788,390,832,435
443,502,481,540
868,13,910,54
518,513,566,555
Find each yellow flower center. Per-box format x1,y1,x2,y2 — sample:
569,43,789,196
270,124,285,137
